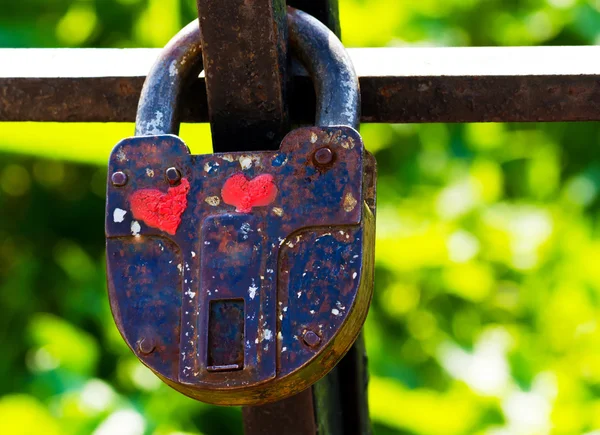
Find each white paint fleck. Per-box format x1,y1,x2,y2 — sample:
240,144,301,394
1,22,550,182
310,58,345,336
336,301,346,310
116,149,127,162
297,291,302,298
146,168,155,177
113,208,127,223
130,220,141,236
177,263,183,273
277,331,283,341
239,155,253,170
283,307,288,312
169,60,177,77
282,347,287,352
272,207,284,217
144,111,164,135
240,222,251,240
191,251,196,257
267,268,274,274
204,241,211,245
310,132,318,143
248,280,259,300
302,272,307,277
262,329,273,342
185,288,196,299
279,314,283,321
310,310,315,314
331,308,341,316
203,161,220,173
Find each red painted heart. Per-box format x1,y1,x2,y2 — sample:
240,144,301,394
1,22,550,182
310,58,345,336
221,173,277,213
129,178,190,235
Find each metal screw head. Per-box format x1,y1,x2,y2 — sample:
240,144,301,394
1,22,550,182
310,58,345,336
138,337,155,355
302,330,321,348
314,147,334,165
111,171,128,187
165,167,181,185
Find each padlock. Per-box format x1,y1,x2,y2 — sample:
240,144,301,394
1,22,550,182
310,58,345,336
105,8,376,406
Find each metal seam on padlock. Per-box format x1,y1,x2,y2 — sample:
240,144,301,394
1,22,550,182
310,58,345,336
105,7,377,406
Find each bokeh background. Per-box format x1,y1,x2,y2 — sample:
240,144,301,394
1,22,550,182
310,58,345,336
2,0,600,434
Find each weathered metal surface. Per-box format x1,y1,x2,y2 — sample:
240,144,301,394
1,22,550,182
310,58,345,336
288,7,359,129
288,0,340,37
242,388,317,435
195,0,289,152
105,126,376,405
4,47,600,123
135,20,203,136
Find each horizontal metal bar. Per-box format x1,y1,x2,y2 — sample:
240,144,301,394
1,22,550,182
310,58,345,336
2,47,600,123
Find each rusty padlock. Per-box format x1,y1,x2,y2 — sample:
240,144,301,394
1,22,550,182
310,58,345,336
106,8,376,406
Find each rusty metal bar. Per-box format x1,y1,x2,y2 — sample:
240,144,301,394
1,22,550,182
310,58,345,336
2,47,600,124
194,0,289,152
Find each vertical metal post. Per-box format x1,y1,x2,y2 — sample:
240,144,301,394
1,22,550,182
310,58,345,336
195,0,289,152
194,1,369,433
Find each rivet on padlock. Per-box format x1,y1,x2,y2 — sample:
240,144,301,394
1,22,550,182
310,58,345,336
105,7,376,406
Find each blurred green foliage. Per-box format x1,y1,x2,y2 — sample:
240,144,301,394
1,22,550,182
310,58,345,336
2,0,600,434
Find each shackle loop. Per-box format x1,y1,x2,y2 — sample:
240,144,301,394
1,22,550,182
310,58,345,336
135,7,360,137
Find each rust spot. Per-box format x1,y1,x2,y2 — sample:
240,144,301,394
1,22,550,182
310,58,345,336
343,191,357,212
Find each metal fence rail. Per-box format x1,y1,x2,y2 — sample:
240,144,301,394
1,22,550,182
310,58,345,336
2,46,600,124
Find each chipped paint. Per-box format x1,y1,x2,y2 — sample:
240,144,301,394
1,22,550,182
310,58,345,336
272,207,284,217
262,329,273,342
341,136,355,149
248,280,258,300
169,59,178,77
239,155,253,170
113,208,127,223
205,196,220,206
331,308,341,316
146,168,155,177
130,220,141,236
204,161,220,173
116,149,127,162
144,110,164,135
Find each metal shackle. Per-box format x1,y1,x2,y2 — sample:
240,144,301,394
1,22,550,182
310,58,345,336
135,7,360,136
